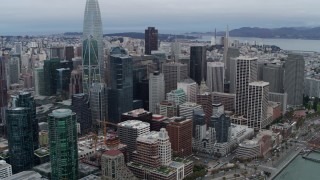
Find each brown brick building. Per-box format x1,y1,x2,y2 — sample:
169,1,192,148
166,117,192,157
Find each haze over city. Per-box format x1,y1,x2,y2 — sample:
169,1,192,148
1,0,320,35
1,0,320,180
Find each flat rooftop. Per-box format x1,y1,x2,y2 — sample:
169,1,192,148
118,120,150,129
249,81,269,87
137,131,159,144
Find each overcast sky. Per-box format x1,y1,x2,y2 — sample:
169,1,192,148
0,0,319,35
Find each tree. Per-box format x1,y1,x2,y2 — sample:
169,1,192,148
222,177,226,180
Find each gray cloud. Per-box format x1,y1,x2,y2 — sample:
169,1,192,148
0,0,319,35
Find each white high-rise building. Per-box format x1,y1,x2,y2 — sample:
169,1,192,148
207,62,225,92
0,160,12,179
158,128,172,166
118,120,150,154
179,102,202,120
232,57,258,116
247,81,269,129
177,79,198,103
149,72,165,113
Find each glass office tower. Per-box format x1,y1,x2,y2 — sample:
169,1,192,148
82,0,104,93
6,108,34,173
48,109,78,180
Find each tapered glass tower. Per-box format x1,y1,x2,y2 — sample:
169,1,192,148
83,0,103,93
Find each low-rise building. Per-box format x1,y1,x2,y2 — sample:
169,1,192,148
0,160,12,179
271,123,293,139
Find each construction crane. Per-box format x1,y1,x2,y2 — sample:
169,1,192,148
96,119,118,145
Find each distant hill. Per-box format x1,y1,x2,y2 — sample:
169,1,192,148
103,32,197,41
64,32,197,41
223,27,320,40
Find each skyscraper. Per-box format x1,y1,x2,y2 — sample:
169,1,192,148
223,27,230,71
44,58,60,96
247,81,270,129
108,55,133,123
56,68,71,98
69,69,83,98
261,63,284,93
284,54,305,106
118,120,150,157
149,71,165,113
210,106,231,143
0,57,7,126
71,94,92,135
14,92,39,154
48,109,78,180
207,62,225,92
177,79,198,103
90,83,107,131
65,46,75,61
233,57,258,116
192,109,206,141
49,47,64,60
162,63,188,93
83,0,104,93
190,46,207,85
8,56,20,85
34,68,45,96
6,108,34,173
225,48,240,87
166,117,193,157
145,27,158,55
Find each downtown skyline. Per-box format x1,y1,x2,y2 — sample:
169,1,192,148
0,0,320,35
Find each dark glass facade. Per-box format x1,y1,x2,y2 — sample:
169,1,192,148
7,108,34,173
48,109,78,180
145,27,158,55
108,55,133,124
190,46,207,85
210,114,231,143
65,46,75,61
14,92,39,155
192,109,206,138
0,57,7,126
44,58,61,96
56,68,71,98
71,93,92,135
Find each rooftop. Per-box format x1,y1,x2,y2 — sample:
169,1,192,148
137,131,159,144
122,108,151,117
34,148,50,158
118,120,150,129
180,102,201,108
207,61,225,67
79,175,101,180
3,171,42,180
0,160,10,168
249,81,270,87
104,150,122,156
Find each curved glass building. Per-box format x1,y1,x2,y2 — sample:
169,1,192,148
48,109,78,180
83,0,104,93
